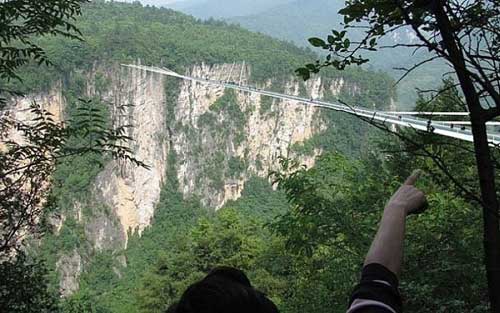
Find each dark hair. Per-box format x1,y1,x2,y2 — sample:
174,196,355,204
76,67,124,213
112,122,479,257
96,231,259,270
168,267,279,313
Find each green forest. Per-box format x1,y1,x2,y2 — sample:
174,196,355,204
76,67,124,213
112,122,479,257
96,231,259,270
0,1,494,313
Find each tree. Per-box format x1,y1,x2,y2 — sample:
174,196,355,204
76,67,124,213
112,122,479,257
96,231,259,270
0,0,89,105
297,1,500,310
0,251,59,313
271,150,487,312
0,0,147,256
0,102,146,255
0,0,84,255
136,207,272,313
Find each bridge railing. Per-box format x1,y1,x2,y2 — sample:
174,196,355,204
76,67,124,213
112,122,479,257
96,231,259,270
122,64,500,146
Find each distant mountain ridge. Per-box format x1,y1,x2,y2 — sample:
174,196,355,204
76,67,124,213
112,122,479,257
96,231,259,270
130,0,297,18
181,0,296,18
228,0,344,47
227,0,448,108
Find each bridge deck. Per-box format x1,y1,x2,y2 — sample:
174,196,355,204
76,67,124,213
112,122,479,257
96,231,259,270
122,64,500,146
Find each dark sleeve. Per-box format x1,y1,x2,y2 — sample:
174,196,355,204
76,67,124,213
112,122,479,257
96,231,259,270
347,263,402,313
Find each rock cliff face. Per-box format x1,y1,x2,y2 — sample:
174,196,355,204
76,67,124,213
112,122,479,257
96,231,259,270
89,62,334,242
172,63,326,208
8,62,350,245
6,62,360,297
2,83,65,145
91,65,169,243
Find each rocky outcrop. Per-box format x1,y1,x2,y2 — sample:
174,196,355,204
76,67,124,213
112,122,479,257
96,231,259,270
3,62,356,247
1,83,65,145
172,63,327,208
56,249,82,298
0,84,66,254
91,64,168,242
88,62,355,235
88,62,330,241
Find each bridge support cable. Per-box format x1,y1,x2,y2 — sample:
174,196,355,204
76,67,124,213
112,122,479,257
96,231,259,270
226,62,235,82
385,112,470,116
238,61,245,86
122,64,500,146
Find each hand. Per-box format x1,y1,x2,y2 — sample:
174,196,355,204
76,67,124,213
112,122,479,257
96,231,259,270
387,170,428,216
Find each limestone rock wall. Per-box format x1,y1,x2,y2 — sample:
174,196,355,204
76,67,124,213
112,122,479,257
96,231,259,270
91,62,332,238
90,64,169,242
172,63,327,208
1,83,65,145
3,62,349,247
3,62,361,298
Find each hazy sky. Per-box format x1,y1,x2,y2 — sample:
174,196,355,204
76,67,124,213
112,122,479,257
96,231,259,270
117,0,187,6
117,0,298,18
142,0,185,4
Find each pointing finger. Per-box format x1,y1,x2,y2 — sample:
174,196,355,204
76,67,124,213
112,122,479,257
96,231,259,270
404,169,422,185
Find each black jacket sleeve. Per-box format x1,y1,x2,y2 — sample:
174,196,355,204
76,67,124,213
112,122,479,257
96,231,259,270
347,263,402,313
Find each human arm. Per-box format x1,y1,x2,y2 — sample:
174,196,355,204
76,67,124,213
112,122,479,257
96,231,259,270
348,171,427,313
364,171,427,276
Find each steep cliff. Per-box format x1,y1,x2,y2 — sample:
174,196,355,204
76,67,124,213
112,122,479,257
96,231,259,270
172,63,326,208
89,62,329,242
91,64,169,243
9,62,371,297
2,83,65,145
9,61,364,250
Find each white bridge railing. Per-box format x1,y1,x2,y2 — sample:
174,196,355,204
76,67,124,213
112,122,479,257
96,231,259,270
122,64,500,146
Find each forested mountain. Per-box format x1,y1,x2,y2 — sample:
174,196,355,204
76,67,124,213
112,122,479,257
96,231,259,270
180,0,296,18
121,0,296,18
121,0,205,11
126,0,449,108
2,1,487,313
130,0,187,7
5,1,399,312
229,0,344,48
227,0,449,108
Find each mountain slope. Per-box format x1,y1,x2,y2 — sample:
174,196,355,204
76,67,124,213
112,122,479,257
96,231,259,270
229,0,344,48
8,2,396,311
175,0,296,18
126,0,297,18
229,0,449,108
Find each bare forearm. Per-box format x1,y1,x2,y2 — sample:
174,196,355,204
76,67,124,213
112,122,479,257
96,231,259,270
363,171,426,277
364,203,407,277
348,172,426,313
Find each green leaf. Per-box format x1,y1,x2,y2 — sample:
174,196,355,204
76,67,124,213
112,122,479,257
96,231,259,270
295,67,311,81
344,38,351,48
305,63,317,70
308,37,326,47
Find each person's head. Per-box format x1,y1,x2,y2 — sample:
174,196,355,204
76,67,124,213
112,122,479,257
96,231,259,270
167,266,279,313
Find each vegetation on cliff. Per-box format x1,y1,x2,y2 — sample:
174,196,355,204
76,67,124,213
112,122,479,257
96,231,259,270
2,1,489,313
63,84,487,313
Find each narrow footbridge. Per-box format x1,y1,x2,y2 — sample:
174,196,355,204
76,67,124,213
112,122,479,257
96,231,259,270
122,64,500,146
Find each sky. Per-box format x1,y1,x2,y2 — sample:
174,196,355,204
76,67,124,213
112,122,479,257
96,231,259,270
142,0,185,4
116,0,297,13
117,0,187,6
